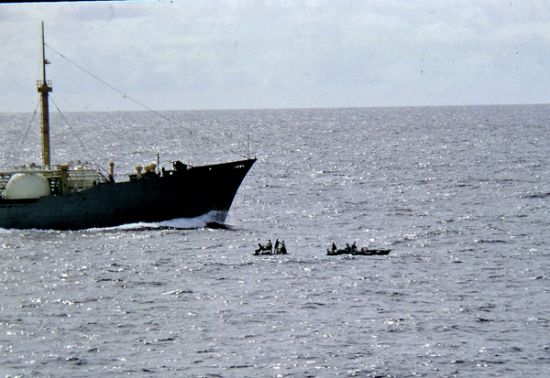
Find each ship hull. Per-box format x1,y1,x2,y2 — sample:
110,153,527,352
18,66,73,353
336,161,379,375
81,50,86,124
0,158,255,230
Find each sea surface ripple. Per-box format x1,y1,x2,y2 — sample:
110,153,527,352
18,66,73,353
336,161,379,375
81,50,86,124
1,105,549,377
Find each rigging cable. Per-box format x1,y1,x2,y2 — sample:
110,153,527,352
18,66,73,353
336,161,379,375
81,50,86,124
20,100,40,146
44,43,248,159
50,96,111,179
50,96,91,155
45,43,171,123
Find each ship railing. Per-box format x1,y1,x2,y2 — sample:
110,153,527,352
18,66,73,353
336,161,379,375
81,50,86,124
67,169,105,192
0,173,11,191
0,169,102,194
36,80,53,88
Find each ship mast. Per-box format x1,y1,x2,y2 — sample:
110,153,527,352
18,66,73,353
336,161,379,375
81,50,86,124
37,21,52,169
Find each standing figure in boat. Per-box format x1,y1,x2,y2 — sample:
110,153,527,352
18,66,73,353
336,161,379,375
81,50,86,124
275,240,287,255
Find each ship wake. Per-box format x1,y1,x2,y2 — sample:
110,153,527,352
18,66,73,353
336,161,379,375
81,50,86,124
89,211,230,231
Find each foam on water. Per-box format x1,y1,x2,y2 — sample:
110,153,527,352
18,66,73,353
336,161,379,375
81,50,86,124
82,211,229,231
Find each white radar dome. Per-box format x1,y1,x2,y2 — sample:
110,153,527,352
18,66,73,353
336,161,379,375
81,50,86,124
2,173,51,200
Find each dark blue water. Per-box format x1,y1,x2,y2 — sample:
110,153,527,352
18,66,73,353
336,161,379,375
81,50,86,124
1,105,549,377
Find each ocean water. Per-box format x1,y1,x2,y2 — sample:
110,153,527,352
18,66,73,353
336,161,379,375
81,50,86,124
0,105,549,377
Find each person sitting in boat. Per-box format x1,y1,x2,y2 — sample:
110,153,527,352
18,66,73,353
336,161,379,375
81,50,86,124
265,239,273,252
345,243,351,252
351,241,358,252
274,239,280,252
331,242,337,253
255,243,266,254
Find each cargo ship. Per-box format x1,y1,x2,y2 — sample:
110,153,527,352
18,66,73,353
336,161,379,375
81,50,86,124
0,24,255,230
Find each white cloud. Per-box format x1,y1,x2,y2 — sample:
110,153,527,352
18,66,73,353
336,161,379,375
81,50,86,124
1,0,550,112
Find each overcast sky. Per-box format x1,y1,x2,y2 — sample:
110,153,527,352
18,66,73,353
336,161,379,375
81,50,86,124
1,0,550,112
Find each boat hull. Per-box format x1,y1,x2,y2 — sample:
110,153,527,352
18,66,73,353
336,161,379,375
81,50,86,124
327,248,391,256
0,158,255,230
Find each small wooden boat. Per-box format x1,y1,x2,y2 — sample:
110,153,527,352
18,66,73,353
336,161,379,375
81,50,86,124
254,240,287,256
253,250,288,256
353,247,391,256
327,246,391,256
